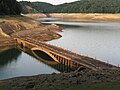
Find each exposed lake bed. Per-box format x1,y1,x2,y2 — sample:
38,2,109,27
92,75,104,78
0,15,120,90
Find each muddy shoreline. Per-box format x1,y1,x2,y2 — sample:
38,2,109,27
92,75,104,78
0,16,62,47
0,68,120,90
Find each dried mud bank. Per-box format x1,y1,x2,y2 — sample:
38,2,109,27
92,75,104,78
0,16,62,47
24,13,47,19
0,31,15,47
25,13,120,22
0,36,15,47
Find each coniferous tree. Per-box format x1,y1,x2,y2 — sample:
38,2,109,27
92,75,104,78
0,0,21,15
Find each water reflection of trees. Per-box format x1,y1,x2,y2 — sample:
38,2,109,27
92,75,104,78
0,48,21,67
59,24,81,28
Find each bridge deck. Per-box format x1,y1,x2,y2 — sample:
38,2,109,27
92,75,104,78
16,36,118,70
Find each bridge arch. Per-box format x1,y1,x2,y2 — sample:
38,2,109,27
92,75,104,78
31,47,59,62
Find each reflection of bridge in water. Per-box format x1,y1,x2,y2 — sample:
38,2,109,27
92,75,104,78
17,45,72,72
16,37,118,71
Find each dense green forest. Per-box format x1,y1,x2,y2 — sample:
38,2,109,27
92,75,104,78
20,0,120,14
0,0,21,15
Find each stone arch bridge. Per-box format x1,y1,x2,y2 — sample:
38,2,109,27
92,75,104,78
15,37,117,71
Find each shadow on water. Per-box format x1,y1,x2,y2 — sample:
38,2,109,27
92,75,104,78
42,22,82,29
58,24,82,29
33,50,54,61
0,47,21,67
17,45,72,72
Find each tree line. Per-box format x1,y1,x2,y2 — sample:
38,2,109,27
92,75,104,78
20,0,120,14
0,0,21,15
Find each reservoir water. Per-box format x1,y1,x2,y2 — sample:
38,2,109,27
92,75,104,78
0,18,120,80
41,18,120,66
0,47,62,80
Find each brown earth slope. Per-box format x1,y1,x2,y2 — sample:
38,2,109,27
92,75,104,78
0,16,62,47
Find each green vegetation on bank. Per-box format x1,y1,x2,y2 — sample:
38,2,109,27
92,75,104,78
19,1,54,14
20,0,120,14
0,0,21,15
19,1,39,14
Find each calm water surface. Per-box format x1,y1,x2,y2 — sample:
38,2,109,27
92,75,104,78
0,47,60,80
41,18,120,66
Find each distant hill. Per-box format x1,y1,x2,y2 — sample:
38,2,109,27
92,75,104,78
20,0,120,14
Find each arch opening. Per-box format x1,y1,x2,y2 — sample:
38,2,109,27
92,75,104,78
33,50,54,61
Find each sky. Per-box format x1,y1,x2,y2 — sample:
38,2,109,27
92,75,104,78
17,0,78,5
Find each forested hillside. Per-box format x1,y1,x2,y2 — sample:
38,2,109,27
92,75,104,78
19,1,39,14
0,0,21,15
55,0,120,13
19,1,54,13
20,0,120,14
